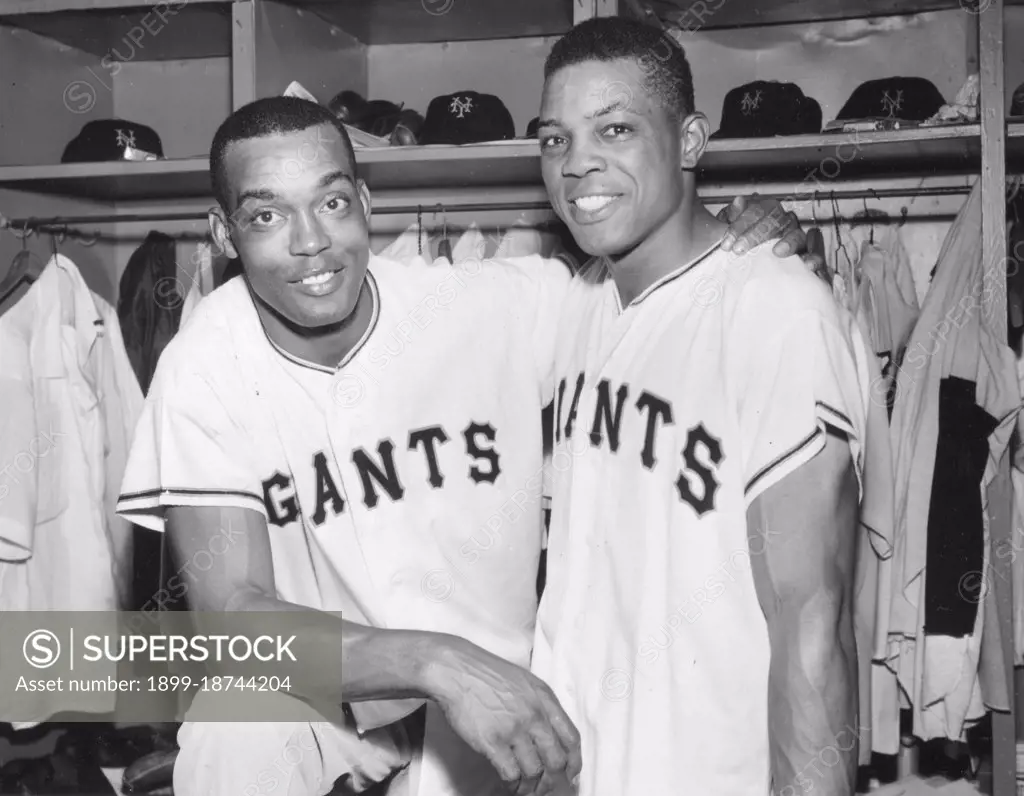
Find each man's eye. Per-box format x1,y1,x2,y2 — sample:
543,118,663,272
323,197,349,212
603,124,632,137
540,135,566,149
252,210,278,225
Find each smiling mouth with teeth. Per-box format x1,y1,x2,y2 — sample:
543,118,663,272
572,195,617,212
300,271,336,286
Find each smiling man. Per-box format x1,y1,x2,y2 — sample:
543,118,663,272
116,95,820,796
531,18,870,796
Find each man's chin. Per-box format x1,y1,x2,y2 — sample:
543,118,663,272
572,230,633,260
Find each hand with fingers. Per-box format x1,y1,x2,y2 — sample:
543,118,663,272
514,765,578,796
422,636,581,792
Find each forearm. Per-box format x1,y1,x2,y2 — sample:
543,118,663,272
221,585,448,707
768,613,858,796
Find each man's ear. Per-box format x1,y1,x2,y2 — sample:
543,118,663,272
358,179,372,225
679,112,711,171
209,206,239,261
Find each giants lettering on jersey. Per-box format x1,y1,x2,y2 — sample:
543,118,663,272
554,373,724,517
261,420,502,526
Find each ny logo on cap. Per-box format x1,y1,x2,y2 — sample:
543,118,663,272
115,128,137,149
740,89,763,115
880,90,903,119
450,96,474,118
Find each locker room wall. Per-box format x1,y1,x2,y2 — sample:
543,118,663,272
4,8,1024,307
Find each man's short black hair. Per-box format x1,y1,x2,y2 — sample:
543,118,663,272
544,17,695,121
209,95,356,212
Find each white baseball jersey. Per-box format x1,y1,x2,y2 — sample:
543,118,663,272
532,241,871,796
116,252,569,796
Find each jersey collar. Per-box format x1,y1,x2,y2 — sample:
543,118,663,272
263,268,381,375
613,237,724,313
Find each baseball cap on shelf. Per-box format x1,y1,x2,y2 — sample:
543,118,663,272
61,119,163,163
1010,82,1024,118
526,117,540,138
710,81,822,139
834,77,946,122
418,91,516,145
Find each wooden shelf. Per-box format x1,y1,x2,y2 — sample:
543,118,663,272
0,0,573,49
291,0,574,44
0,125,994,202
632,0,1024,31
0,2,233,61
702,124,982,182
0,158,212,202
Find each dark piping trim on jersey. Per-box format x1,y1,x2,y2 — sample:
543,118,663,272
617,239,724,312
744,428,822,497
743,401,857,498
815,401,855,435
117,487,264,504
263,270,382,375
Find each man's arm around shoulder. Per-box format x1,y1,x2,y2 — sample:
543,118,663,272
746,429,860,796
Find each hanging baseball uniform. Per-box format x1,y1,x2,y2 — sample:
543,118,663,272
846,280,899,760
856,229,920,419
0,254,141,726
887,182,1020,742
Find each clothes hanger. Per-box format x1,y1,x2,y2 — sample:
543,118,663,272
850,192,889,246
0,224,37,305
50,227,63,259
417,205,423,258
830,192,853,276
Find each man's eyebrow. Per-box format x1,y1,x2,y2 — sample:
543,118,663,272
236,187,277,206
536,104,642,129
235,171,353,207
319,170,354,188
589,103,641,119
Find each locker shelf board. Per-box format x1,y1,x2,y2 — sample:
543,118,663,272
630,0,1024,30
0,125,992,201
0,2,232,61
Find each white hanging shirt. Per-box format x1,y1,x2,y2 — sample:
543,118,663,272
179,241,217,328
0,254,143,725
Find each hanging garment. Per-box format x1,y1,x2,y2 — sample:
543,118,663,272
379,222,485,265
493,224,544,259
378,223,421,261
856,229,921,419
180,241,216,328
118,230,183,395
450,224,485,263
0,254,143,726
977,442,1013,713
493,223,580,266
845,294,898,762
1013,385,1024,665
884,182,1020,743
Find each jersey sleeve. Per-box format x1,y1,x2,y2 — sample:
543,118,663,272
116,361,266,532
733,306,869,508
503,255,573,406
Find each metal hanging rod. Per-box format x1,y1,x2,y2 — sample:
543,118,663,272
0,181,998,234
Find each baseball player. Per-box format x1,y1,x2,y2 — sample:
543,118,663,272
532,18,871,796
115,95,817,796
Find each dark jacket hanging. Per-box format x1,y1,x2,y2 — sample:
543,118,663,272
117,230,182,395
